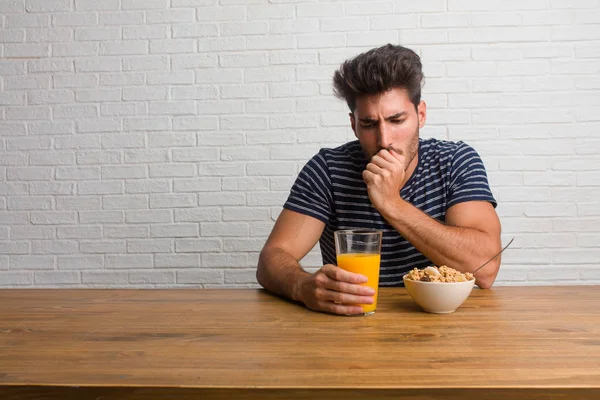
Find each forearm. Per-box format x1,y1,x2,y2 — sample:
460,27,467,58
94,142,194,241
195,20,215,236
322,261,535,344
381,199,501,288
256,246,310,302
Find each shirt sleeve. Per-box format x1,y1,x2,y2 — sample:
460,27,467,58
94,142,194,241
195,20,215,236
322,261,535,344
283,150,333,224
447,142,497,209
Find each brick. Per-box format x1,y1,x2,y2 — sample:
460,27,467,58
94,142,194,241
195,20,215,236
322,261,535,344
220,116,267,130
171,86,218,100
125,180,171,194
197,6,244,21
6,14,49,28
56,196,101,210
173,23,218,38
129,270,175,284
102,134,145,149
224,269,258,284
10,226,53,241
222,208,269,222
177,269,224,285
247,192,288,206
124,149,170,163
27,60,73,75
5,75,50,90
173,178,221,192
31,240,78,254
75,57,120,73
53,74,98,89
0,242,29,255
0,0,25,12
0,212,30,224
524,203,577,218
123,55,169,71
127,239,172,253
124,117,170,131
220,53,268,68
82,271,128,285
150,39,195,54
222,177,269,191
10,225,54,240
30,182,74,195
29,150,75,165
0,272,33,286
221,147,269,161
0,29,25,43
99,11,144,25
100,40,148,56
123,87,167,101
449,0,547,10
55,166,100,180
58,255,103,270
173,116,217,131
7,167,53,181
151,224,198,238
147,9,194,24
175,238,222,253
79,211,124,223
81,240,126,253
103,195,148,210
155,254,199,268
175,208,221,222
57,226,102,239
123,26,168,40
35,271,80,285
172,0,215,5
78,181,123,195
150,194,196,208
53,12,97,26
76,150,122,165
195,68,242,84
202,253,248,268
75,27,119,41
198,163,245,177
101,102,146,116
104,226,148,238
148,101,195,115
100,73,145,87
122,0,168,9
125,210,171,224
247,161,296,175
197,193,245,206
25,0,71,12
149,163,195,178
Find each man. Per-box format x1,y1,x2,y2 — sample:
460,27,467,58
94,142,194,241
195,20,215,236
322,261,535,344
256,44,502,315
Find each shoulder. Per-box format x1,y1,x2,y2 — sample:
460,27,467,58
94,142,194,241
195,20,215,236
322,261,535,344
420,138,481,165
317,140,364,162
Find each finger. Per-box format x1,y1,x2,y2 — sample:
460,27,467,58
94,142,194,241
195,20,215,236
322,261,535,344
327,302,366,316
370,152,394,169
388,149,407,168
329,279,376,296
321,264,368,284
365,162,384,174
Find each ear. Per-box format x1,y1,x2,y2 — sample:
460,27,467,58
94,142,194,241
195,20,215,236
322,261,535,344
417,101,427,129
349,112,357,138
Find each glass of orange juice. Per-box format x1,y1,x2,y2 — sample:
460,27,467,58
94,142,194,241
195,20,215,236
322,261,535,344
334,229,382,316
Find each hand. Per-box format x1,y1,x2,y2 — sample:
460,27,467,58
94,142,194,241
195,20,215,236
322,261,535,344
362,149,406,213
295,264,375,315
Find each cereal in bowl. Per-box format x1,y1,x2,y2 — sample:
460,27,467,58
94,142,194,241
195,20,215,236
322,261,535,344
405,265,474,283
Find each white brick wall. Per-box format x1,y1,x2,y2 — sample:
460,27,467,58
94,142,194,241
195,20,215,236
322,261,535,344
1,0,599,288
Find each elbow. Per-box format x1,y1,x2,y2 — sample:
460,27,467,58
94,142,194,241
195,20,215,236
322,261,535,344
475,259,500,289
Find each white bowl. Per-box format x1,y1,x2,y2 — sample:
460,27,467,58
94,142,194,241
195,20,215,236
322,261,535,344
403,275,475,314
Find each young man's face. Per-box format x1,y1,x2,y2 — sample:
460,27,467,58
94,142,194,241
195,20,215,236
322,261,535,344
350,87,426,168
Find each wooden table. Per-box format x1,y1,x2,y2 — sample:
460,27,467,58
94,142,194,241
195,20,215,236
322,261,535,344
1,287,599,399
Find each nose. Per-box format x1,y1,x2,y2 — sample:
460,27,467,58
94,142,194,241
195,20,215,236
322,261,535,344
377,122,393,150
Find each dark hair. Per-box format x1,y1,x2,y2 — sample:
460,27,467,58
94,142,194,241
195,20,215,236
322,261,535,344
332,44,424,112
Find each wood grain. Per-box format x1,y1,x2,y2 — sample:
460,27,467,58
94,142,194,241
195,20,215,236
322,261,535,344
1,286,599,400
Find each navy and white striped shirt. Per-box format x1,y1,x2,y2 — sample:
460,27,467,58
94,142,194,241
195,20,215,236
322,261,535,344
283,138,497,286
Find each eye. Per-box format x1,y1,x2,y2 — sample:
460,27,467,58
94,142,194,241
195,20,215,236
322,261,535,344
391,119,405,124
360,123,374,128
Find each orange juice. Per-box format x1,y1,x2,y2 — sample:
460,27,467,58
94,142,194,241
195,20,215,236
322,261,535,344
336,253,381,314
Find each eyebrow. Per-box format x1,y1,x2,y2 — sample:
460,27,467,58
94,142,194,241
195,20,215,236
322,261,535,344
359,112,407,123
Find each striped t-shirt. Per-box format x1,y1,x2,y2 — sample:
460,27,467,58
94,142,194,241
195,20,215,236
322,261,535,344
283,138,497,286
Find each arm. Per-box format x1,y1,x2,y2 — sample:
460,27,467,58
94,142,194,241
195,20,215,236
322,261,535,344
379,199,501,289
364,149,501,289
257,209,375,314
